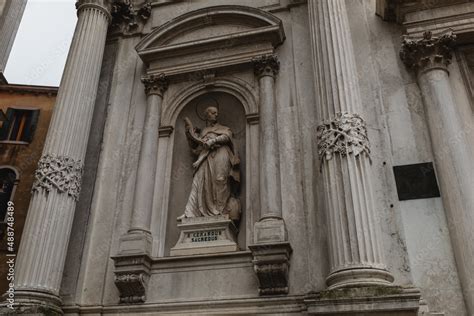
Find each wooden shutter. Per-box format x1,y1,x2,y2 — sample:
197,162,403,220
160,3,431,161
0,108,14,140
21,109,40,143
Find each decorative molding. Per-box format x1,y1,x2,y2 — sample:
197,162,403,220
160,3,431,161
135,6,285,78
400,30,457,73
252,54,280,78
112,252,152,304
32,154,84,201
111,0,152,36
114,272,149,303
316,112,371,163
158,125,174,137
246,113,259,125
141,73,168,96
249,242,292,295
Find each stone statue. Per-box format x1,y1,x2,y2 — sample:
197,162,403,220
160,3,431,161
177,106,241,222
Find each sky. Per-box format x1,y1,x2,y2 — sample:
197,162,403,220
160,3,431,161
4,0,77,87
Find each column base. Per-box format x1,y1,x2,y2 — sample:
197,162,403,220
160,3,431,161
0,289,63,315
326,267,394,289
253,217,288,244
118,230,152,256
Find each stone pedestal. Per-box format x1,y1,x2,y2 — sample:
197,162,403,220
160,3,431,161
170,215,239,256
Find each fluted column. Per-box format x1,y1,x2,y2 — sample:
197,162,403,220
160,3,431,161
0,0,27,74
12,0,111,312
401,31,474,314
308,0,394,289
120,74,167,255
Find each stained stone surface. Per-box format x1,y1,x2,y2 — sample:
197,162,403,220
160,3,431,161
12,0,468,315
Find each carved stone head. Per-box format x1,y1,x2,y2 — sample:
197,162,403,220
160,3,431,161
204,106,219,123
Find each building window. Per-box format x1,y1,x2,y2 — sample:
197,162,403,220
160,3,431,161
0,168,17,223
0,108,40,143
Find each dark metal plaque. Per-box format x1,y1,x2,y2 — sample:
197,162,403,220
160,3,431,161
393,162,441,201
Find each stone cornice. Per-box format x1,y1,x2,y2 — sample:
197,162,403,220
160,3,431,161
141,73,168,96
400,30,457,73
111,0,152,36
252,54,280,78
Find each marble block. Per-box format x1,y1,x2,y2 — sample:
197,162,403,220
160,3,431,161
170,215,239,256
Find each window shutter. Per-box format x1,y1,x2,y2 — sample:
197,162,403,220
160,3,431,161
22,109,40,143
0,108,14,140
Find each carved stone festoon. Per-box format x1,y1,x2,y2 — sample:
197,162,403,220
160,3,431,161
111,0,152,36
114,272,149,303
400,30,456,73
317,112,371,165
31,154,84,201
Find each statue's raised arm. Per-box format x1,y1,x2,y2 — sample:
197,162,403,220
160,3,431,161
183,117,203,148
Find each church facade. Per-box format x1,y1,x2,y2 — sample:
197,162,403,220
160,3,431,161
4,0,474,315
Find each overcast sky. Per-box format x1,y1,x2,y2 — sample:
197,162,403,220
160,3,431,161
4,0,76,87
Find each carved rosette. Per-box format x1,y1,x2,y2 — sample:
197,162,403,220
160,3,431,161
400,30,456,73
317,112,371,164
249,243,292,295
141,73,168,96
111,0,151,36
252,54,280,78
114,272,149,303
32,154,84,201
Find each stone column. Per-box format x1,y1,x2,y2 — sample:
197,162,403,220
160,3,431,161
249,54,292,296
401,31,474,314
252,54,286,242
308,0,394,289
12,0,111,313
0,0,27,77
120,73,167,255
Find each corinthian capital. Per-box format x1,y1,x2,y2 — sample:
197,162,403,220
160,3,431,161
400,30,456,73
111,0,152,36
252,54,280,78
141,73,168,96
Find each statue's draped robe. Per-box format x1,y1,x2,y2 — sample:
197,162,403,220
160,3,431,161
184,123,240,219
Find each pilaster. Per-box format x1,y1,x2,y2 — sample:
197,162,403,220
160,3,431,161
249,54,292,296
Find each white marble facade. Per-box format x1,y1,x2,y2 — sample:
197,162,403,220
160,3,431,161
7,0,474,315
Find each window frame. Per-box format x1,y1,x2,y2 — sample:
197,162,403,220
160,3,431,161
0,106,40,144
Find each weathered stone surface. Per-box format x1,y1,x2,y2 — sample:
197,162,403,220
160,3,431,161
170,215,239,256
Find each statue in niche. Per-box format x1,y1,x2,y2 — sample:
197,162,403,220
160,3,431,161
177,104,241,222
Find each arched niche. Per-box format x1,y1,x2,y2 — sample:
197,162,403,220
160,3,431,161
164,92,247,254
